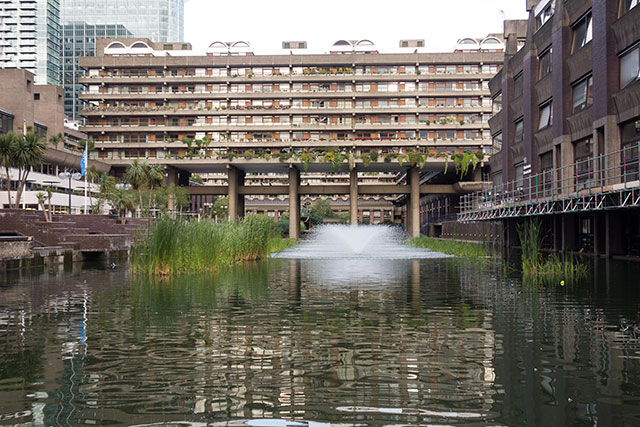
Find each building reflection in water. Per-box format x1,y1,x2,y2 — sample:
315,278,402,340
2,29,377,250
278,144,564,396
0,259,639,425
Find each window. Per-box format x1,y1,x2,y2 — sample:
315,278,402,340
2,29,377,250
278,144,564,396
514,119,524,144
574,137,593,189
34,93,40,100
539,48,552,79
620,0,639,15
621,120,640,181
0,110,14,134
572,12,592,53
538,102,552,130
572,75,593,112
620,44,640,89
492,133,502,151
401,41,408,47
515,163,524,189
492,92,502,114
514,72,523,98
535,0,555,30
540,151,554,195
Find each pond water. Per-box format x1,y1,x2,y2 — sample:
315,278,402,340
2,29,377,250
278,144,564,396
1,254,640,426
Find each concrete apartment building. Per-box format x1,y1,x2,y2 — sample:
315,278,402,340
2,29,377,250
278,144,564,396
77,37,504,226
460,0,640,258
62,0,186,120
0,0,62,85
0,69,108,212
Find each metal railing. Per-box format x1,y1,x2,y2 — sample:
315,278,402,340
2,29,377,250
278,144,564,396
459,143,640,220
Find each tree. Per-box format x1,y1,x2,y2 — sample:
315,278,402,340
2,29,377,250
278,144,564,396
0,131,19,208
124,159,148,214
212,196,228,221
36,192,51,222
310,198,334,218
48,132,64,148
13,132,47,208
77,138,95,152
145,163,165,213
109,188,135,224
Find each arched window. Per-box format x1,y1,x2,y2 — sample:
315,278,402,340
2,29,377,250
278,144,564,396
356,39,375,46
106,41,126,49
130,42,151,49
333,40,351,47
232,41,250,48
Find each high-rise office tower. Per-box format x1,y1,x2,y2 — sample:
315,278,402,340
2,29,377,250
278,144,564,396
0,0,62,85
62,0,185,119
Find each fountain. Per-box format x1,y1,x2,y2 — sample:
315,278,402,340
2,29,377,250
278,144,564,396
273,224,451,260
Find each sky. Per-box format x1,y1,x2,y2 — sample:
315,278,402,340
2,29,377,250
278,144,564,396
184,0,529,54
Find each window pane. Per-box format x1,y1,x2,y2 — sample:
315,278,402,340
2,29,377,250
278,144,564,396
620,46,640,88
539,103,552,129
573,79,587,111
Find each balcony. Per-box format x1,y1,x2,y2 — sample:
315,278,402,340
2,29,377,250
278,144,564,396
534,74,552,104
612,4,640,53
488,110,502,135
566,106,593,140
533,126,553,154
613,79,640,123
566,42,592,84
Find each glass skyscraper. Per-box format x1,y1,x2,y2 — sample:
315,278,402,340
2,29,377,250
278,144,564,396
0,0,62,85
62,0,185,119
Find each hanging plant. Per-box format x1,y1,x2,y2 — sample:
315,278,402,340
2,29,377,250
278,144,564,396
347,152,355,170
361,152,372,167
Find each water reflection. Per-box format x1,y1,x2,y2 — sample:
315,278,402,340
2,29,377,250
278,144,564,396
0,259,639,425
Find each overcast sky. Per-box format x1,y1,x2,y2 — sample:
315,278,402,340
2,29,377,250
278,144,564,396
184,0,529,54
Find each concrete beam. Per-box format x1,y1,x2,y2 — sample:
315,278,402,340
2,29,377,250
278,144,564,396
350,169,358,226
289,166,300,239
184,183,459,196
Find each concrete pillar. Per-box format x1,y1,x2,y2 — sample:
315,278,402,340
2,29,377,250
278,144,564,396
408,166,420,238
166,167,179,213
227,166,244,222
288,166,300,239
349,169,358,226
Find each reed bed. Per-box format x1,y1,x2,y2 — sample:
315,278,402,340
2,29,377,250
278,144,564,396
517,219,589,284
407,236,489,257
132,215,296,275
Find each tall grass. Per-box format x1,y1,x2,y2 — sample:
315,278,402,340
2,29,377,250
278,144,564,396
517,219,588,284
132,214,296,275
407,236,489,257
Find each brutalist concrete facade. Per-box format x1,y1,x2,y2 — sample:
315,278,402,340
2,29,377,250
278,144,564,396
487,0,640,258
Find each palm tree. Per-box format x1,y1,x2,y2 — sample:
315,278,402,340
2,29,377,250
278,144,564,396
36,192,50,221
77,138,95,152
48,132,64,148
13,132,47,208
109,188,135,224
145,163,164,213
0,131,18,208
124,159,148,215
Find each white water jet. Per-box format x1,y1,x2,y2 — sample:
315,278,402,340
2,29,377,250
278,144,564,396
273,224,451,260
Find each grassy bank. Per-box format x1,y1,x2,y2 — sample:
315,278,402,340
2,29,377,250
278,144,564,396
518,219,588,284
132,215,296,275
407,236,489,257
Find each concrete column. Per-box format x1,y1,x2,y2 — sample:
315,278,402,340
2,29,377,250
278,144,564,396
288,166,300,239
349,169,358,226
227,166,244,222
408,166,420,238
166,166,179,213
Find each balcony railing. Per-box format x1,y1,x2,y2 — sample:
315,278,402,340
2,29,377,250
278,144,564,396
459,143,640,217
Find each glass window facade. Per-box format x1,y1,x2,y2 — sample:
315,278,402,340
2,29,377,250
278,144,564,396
61,0,185,119
0,0,61,85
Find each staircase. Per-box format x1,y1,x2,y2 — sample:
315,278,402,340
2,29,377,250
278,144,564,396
0,209,149,253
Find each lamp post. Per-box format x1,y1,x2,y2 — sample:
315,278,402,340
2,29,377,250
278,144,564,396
58,170,82,214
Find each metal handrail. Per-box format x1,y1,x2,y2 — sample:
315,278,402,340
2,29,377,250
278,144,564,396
459,143,640,216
